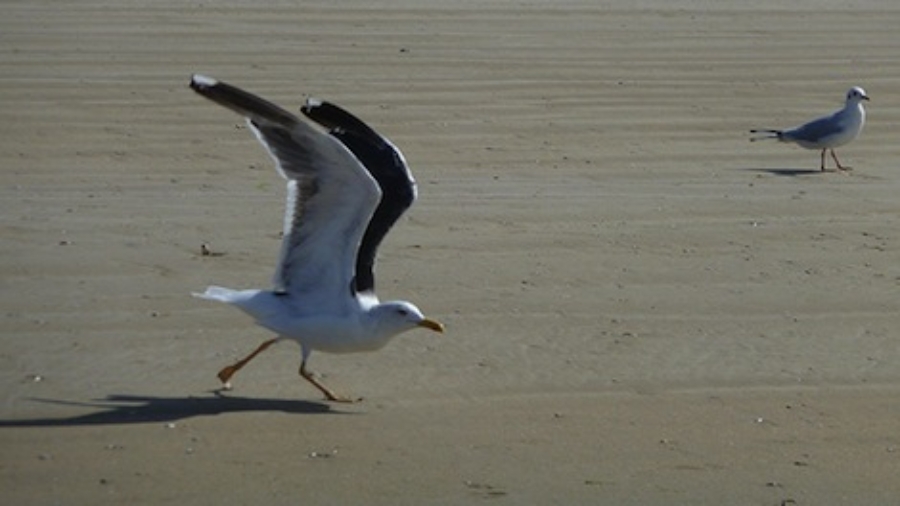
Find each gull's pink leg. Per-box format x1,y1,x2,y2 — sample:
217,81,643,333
830,149,850,171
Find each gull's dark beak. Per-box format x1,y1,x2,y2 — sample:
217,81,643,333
418,318,444,333
863,95,871,101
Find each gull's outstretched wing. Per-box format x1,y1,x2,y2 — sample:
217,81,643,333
190,75,380,312
301,99,417,294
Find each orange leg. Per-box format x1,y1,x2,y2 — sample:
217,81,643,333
299,361,359,403
217,338,279,387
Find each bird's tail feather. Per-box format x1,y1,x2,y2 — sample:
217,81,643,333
192,286,278,324
749,129,782,142
192,285,253,304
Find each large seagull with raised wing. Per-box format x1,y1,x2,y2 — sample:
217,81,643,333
190,75,443,402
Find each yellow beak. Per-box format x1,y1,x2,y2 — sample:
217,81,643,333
418,318,445,333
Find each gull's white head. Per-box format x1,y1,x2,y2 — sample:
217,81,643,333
846,86,870,104
370,301,444,340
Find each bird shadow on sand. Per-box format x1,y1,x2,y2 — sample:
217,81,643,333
740,167,825,177
0,393,333,427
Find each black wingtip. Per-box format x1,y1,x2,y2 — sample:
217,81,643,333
188,74,298,128
189,74,218,92
301,99,380,139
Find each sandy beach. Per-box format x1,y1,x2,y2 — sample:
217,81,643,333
2,0,900,503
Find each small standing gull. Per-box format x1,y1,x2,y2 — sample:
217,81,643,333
750,86,869,171
189,74,444,402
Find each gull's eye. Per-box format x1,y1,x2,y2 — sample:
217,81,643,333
397,308,409,316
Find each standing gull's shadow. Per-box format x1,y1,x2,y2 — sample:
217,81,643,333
740,167,825,177
0,393,332,427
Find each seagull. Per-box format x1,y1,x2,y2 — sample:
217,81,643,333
750,86,870,171
189,74,444,402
